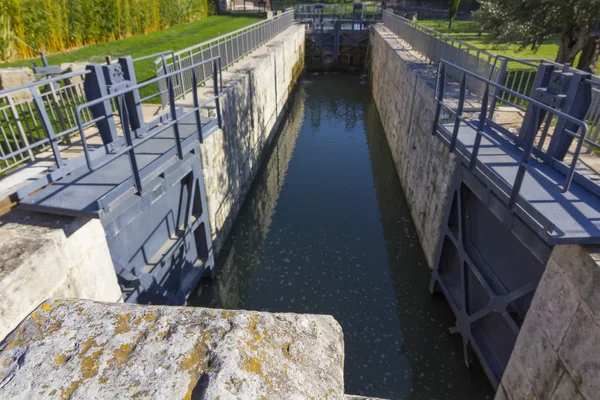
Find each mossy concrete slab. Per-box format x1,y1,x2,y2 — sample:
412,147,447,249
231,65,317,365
0,299,344,399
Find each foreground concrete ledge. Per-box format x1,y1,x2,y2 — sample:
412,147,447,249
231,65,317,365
0,299,344,399
0,211,122,341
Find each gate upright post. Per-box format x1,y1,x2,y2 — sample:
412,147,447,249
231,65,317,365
83,64,120,147
118,56,147,138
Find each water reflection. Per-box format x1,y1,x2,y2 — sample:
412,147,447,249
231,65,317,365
190,74,493,399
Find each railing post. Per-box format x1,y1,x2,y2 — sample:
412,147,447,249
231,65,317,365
118,95,142,193
450,73,467,151
470,84,490,170
48,82,69,142
488,57,508,121
508,106,542,209
32,89,64,169
213,60,223,129
432,63,446,136
191,69,203,143
167,75,184,160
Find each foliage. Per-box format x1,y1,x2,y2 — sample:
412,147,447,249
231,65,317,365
448,0,461,28
1,14,264,96
474,0,600,71
0,15,14,61
3,0,217,60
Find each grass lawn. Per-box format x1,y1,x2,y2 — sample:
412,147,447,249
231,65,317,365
417,19,600,71
0,14,265,85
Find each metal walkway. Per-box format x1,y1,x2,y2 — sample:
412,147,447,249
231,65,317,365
439,123,600,244
20,114,216,216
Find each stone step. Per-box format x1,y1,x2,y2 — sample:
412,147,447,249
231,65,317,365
0,299,345,399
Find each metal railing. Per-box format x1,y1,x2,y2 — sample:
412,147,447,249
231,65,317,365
383,10,600,153
295,3,383,21
434,60,593,207
154,9,294,105
0,70,93,173
382,10,502,98
75,57,224,194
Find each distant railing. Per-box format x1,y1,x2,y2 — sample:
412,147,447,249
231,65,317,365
295,3,382,22
382,10,503,98
154,10,294,106
382,9,600,153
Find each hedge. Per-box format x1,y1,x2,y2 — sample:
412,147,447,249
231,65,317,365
2,0,216,60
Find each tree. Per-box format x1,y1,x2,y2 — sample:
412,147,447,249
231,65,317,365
448,0,461,29
475,0,600,73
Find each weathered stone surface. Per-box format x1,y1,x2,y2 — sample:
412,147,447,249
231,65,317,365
0,299,344,399
497,354,537,400
369,25,456,269
0,211,122,341
494,385,511,400
551,371,584,400
527,257,579,350
498,244,600,400
558,305,600,399
552,245,600,322
0,67,34,102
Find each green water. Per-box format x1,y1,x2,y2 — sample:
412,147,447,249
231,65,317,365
190,74,493,399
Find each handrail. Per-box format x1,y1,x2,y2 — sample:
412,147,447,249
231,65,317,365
383,10,496,62
155,9,294,67
73,56,223,193
152,9,294,106
434,59,588,203
0,69,90,98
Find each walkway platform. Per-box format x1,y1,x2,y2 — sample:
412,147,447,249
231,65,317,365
20,114,217,217
438,122,600,245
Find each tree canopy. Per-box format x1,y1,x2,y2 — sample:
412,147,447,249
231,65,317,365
475,0,600,72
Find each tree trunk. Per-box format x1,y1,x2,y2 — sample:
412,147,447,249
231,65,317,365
576,34,600,74
448,19,453,29
556,23,590,65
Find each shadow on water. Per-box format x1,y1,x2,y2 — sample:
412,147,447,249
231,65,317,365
189,74,494,399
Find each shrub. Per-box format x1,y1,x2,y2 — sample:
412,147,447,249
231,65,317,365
2,0,215,60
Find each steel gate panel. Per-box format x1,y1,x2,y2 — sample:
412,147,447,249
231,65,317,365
430,166,551,387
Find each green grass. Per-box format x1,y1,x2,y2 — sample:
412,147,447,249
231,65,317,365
1,14,265,86
417,19,600,70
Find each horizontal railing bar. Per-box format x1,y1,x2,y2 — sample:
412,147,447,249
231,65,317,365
0,70,91,97
438,60,589,131
77,57,221,111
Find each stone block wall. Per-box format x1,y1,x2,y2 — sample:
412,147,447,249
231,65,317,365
496,244,600,400
369,25,456,268
0,211,122,340
0,299,345,399
197,24,305,254
0,67,34,102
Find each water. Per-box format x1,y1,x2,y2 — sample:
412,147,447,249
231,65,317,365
190,74,493,399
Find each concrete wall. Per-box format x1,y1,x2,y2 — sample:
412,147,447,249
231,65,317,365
496,244,600,400
369,25,456,268
196,23,305,254
0,211,122,340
